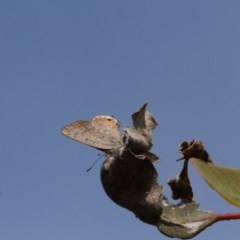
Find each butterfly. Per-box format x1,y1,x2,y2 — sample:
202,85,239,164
61,115,124,152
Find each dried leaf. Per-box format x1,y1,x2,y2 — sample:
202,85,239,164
131,102,158,131
167,159,193,201
178,140,212,163
124,103,158,157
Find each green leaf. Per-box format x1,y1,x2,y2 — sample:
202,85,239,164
191,159,240,207
158,201,216,239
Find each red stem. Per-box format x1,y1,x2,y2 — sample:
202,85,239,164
211,212,240,221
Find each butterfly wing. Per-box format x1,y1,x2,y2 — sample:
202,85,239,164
61,120,98,147
61,116,123,150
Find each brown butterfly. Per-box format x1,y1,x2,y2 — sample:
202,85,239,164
61,115,124,152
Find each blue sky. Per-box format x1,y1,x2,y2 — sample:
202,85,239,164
1,1,240,239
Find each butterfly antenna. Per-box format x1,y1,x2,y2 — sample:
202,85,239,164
86,153,104,172
176,156,185,162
